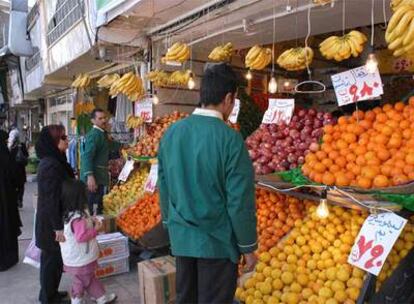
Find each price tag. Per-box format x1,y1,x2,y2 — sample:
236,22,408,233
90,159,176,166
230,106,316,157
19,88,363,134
348,212,407,276
144,164,158,193
118,160,134,182
262,99,295,124
331,65,383,107
134,98,153,123
228,98,240,124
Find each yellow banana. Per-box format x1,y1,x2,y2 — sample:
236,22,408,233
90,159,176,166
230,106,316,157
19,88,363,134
393,10,414,36
389,36,405,50
246,45,262,62
403,18,414,45
165,42,183,58
387,5,413,33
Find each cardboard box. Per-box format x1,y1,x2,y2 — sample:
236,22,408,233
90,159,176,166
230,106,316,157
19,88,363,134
97,215,118,234
97,232,129,262
138,256,176,304
96,255,129,279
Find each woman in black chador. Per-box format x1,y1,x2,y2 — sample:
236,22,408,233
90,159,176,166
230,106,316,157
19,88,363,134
0,130,22,271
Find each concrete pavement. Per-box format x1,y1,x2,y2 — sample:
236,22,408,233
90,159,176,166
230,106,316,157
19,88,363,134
0,181,141,303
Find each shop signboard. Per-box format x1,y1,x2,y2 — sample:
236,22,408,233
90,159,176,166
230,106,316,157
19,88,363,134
134,99,153,123
331,65,383,107
262,98,295,124
348,212,407,276
144,164,158,193
228,98,240,124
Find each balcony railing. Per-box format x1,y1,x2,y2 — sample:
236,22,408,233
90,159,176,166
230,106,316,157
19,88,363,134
27,2,39,30
47,0,84,47
25,47,41,72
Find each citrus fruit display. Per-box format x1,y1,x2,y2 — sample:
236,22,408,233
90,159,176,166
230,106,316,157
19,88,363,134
116,192,161,240
103,166,149,216
375,220,414,290
302,99,414,188
256,189,306,252
236,204,369,304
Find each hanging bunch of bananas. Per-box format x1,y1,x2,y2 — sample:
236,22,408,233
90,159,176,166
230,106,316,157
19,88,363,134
319,31,367,61
126,114,144,129
109,72,145,101
391,0,414,11
72,74,91,88
245,45,272,70
386,4,414,57
97,73,120,89
146,70,191,87
146,70,170,87
208,42,233,62
161,42,190,63
75,102,95,116
313,0,332,5
277,47,314,71
169,70,192,86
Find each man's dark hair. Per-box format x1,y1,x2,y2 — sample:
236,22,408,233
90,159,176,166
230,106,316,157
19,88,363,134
90,108,105,119
200,63,238,106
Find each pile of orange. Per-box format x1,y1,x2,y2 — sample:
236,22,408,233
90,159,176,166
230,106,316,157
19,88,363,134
256,189,305,252
302,98,414,188
236,204,368,304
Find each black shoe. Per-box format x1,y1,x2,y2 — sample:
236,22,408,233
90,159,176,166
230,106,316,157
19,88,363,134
57,291,68,298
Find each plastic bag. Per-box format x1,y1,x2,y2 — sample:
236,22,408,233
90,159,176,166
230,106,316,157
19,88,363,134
23,238,41,268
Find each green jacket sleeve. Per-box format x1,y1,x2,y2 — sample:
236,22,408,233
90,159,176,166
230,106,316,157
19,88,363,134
82,132,98,177
225,132,257,254
157,141,169,227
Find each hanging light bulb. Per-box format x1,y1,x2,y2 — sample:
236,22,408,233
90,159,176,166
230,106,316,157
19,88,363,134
365,53,378,74
316,198,330,219
268,74,278,93
188,73,195,90
245,70,252,80
284,80,290,88
152,94,159,105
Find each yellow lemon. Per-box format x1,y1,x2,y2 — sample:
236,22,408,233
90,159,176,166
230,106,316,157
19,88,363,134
302,288,314,300
259,252,272,263
347,287,360,301
272,278,284,290
281,272,294,285
297,273,309,286
334,290,348,302
319,287,333,298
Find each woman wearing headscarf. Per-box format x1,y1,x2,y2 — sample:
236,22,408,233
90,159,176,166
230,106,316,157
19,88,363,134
35,125,74,304
0,130,22,271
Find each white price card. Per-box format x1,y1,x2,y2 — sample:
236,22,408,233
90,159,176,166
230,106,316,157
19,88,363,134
134,98,153,123
262,99,295,124
348,212,407,276
331,65,384,107
118,160,135,182
228,98,240,124
144,164,159,193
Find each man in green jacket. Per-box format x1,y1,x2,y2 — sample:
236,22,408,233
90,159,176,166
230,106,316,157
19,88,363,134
80,108,121,214
158,63,257,304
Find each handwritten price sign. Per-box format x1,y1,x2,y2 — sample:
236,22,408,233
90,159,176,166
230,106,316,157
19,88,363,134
144,164,158,193
262,99,295,124
348,212,407,276
118,160,135,182
228,98,240,124
331,65,383,107
134,98,153,123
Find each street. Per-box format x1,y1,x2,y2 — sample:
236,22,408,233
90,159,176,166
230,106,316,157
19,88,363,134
0,180,141,303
